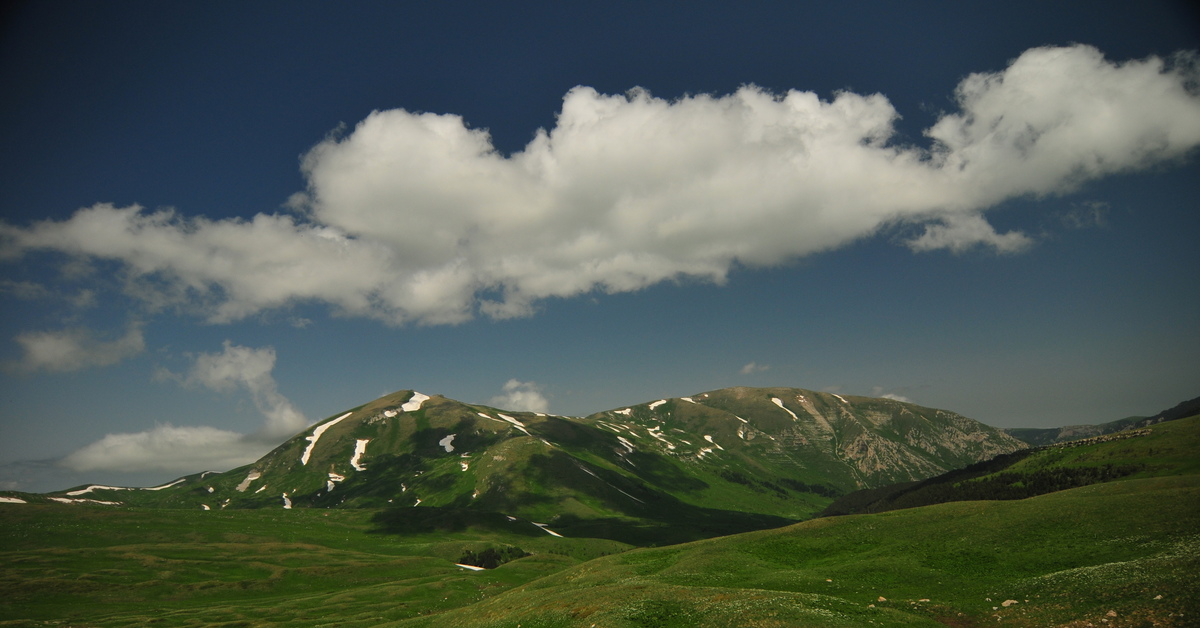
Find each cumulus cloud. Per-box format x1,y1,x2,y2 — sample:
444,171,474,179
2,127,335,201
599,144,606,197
2,45,1198,325
61,341,308,474
9,324,144,372
488,379,550,413
740,362,770,374
162,341,308,438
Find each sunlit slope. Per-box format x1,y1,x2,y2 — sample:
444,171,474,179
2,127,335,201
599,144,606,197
823,413,1200,515
392,474,1199,628
40,388,1024,543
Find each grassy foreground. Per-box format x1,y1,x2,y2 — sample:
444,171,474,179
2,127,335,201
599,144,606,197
3,416,1197,626
393,475,1199,627
0,506,628,627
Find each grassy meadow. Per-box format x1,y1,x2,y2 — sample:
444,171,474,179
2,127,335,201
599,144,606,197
2,415,1197,627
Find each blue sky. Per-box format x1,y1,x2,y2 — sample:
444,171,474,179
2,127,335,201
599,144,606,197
2,1,1198,492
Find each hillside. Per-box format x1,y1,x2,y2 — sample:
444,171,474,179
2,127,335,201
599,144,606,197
398,474,1199,627
27,387,1023,546
823,412,1200,516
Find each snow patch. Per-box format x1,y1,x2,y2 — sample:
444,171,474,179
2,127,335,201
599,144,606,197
497,413,531,435
401,392,430,412
461,462,469,471
703,435,724,450
771,397,800,421
533,522,565,537
282,493,292,509
206,486,214,494
49,497,121,506
455,563,486,571
439,434,456,452
832,393,849,404
734,415,748,423
614,408,632,416
255,485,267,494
236,471,261,492
350,439,370,471
66,485,131,496
649,399,667,410
143,478,186,491
413,498,422,506
680,397,696,403
0,496,27,504
327,472,345,492
201,504,210,511
383,409,398,418
616,436,635,453
646,425,676,450
301,412,353,465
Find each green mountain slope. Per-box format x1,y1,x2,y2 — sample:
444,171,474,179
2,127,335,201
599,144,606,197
34,387,1024,545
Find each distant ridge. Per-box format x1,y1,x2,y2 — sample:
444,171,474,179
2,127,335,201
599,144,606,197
1003,394,1200,446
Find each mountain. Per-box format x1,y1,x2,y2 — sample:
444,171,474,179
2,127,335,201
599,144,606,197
1003,394,1200,446
39,387,1024,545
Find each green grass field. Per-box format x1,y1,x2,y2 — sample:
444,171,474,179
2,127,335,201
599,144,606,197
0,506,628,626
394,475,1199,627
3,415,1197,627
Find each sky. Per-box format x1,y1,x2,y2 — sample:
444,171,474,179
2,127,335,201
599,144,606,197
1,1,1198,493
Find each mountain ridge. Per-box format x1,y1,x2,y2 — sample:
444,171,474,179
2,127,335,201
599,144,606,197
14,386,1024,546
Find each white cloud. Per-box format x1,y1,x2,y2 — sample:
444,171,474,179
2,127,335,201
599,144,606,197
60,341,308,474
59,424,269,473
9,324,144,372
872,386,913,404
2,45,1198,325
163,341,308,438
906,213,1033,254
740,362,770,374
488,379,550,413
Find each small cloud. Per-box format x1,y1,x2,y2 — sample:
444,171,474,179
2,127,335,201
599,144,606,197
1055,201,1109,230
8,323,144,373
905,213,1032,254
60,424,271,473
488,379,550,413
872,386,913,404
740,362,770,375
